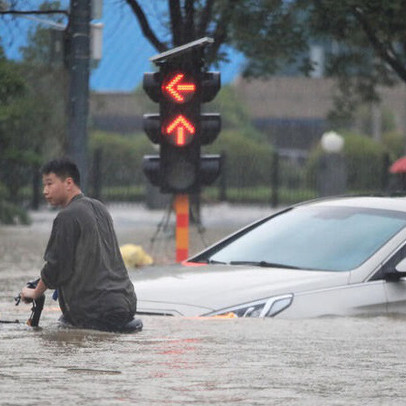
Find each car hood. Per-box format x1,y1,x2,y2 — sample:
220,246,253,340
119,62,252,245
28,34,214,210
130,264,349,316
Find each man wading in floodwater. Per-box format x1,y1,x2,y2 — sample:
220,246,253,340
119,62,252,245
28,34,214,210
20,158,141,332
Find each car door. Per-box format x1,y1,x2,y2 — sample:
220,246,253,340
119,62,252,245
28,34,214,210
375,243,406,314
385,278,406,314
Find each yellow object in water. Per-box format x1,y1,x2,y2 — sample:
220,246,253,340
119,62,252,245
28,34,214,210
120,244,153,268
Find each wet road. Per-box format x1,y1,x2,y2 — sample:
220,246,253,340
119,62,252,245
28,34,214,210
1,205,406,405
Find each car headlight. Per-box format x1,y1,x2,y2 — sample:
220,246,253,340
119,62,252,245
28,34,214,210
206,294,293,318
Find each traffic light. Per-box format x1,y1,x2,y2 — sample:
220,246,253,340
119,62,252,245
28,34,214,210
142,42,221,194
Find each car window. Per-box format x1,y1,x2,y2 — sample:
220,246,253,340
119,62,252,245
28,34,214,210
207,206,406,272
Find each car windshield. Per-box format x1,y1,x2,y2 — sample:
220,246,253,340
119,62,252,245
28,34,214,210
207,205,406,272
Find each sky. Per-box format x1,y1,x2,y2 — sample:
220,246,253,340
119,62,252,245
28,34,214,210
0,0,245,92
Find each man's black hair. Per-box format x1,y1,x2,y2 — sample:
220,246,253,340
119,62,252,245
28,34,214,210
42,158,81,186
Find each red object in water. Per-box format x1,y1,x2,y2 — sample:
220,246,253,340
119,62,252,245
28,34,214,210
389,156,406,173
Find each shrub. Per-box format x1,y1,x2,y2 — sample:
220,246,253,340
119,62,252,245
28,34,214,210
382,131,404,159
89,131,155,188
205,129,274,187
0,200,31,225
343,134,389,190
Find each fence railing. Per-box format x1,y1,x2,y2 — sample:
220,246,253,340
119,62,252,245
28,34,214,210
87,150,395,208
15,149,400,210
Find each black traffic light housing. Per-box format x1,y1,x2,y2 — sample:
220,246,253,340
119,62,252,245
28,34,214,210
142,37,222,194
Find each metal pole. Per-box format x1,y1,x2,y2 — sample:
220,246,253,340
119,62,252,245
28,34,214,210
271,150,279,208
66,0,91,192
175,194,189,262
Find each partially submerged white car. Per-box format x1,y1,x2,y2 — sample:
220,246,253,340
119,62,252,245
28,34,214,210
132,196,406,318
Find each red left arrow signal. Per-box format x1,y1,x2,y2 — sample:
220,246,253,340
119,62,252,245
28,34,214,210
165,115,195,146
163,73,196,103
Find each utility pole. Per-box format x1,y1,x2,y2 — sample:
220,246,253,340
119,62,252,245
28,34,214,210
0,1,95,193
66,0,91,191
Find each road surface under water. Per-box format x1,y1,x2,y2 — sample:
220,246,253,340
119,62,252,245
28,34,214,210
1,207,406,405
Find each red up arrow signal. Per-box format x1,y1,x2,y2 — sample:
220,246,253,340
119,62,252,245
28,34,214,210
163,73,196,103
165,115,195,146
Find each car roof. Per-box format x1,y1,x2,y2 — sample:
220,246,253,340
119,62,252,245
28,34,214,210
303,195,406,213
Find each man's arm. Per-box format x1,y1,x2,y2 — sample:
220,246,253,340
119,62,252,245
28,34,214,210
21,278,48,303
41,213,79,289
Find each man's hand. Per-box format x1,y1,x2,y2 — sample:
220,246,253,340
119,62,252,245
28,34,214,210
20,286,37,303
20,279,48,303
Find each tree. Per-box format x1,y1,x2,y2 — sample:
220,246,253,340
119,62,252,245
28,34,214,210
232,0,406,123
0,48,29,203
127,0,406,124
302,0,406,121
125,0,306,69
0,1,66,204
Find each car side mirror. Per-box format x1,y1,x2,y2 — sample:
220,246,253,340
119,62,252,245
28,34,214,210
394,257,406,278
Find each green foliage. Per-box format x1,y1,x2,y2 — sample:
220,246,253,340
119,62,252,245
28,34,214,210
97,185,145,202
202,185,317,205
0,63,62,202
89,131,155,188
205,129,273,187
302,0,406,118
343,133,388,190
230,0,309,77
279,158,309,190
382,131,404,159
0,60,25,106
0,55,33,203
0,17,66,204
0,200,31,225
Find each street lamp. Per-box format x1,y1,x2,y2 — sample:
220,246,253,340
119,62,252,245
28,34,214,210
321,131,345,154
318,131,347,197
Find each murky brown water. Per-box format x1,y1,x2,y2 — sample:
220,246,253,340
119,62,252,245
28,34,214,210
2,209,406,405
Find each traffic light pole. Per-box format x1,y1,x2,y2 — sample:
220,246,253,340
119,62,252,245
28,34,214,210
143,38,221,262
175,194,190,262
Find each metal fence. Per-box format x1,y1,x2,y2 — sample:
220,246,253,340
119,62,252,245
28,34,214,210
83,148,396,209
14,145,399,211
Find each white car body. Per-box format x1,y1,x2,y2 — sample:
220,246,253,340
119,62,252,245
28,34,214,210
131,196,406,318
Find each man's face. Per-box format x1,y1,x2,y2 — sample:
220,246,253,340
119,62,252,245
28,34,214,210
42,173,70,207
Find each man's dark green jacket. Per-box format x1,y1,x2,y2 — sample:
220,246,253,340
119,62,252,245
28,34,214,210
41,194,137,328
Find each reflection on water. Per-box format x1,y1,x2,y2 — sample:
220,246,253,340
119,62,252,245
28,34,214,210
2,225,406,405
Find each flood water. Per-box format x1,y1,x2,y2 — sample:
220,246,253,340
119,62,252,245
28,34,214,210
2,207,406,405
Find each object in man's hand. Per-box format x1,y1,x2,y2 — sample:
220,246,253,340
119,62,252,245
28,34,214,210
15,279,45,327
